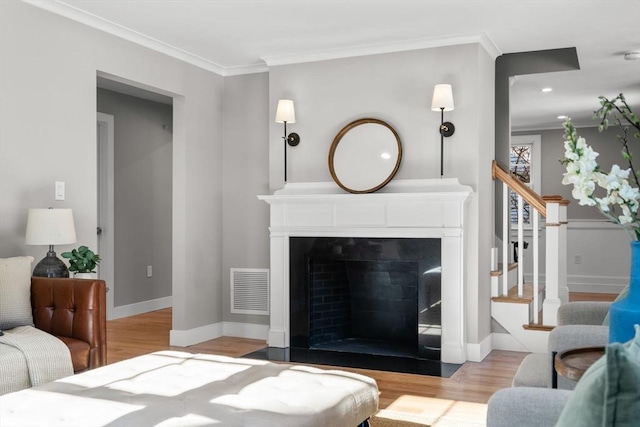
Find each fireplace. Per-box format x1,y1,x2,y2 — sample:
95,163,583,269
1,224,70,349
259,179,473,364
290,237,442,360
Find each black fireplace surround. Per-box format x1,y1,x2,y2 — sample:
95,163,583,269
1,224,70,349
290,237,443,362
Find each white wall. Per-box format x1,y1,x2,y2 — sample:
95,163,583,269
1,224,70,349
267,44,496,346
0,0,224,334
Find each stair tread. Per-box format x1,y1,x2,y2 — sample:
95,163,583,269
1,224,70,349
492,295,532,303
523,323,555,331
491,283,545,303
523,309,554,331
490,262,518,277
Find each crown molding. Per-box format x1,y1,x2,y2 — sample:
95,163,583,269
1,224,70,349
223,63,269,76
23,0,228,76
479,32,502,60
24,1,503,75
512,123,598,133
262,32,502,67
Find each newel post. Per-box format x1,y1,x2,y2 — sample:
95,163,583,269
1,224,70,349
542,196,569,326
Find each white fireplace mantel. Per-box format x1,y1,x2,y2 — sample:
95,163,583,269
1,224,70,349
258,179,473,363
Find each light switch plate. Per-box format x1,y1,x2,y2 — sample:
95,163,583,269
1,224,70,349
55,181,65,200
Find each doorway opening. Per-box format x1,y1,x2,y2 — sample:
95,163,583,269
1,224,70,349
97,76,173,320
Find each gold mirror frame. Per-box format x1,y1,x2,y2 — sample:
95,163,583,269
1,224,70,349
328,118,402,194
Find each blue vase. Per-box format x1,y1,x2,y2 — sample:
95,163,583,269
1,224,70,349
609,240,640,343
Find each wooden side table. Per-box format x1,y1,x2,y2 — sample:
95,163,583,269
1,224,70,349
552,346,605,387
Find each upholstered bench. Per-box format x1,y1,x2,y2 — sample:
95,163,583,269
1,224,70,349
0,350,379,427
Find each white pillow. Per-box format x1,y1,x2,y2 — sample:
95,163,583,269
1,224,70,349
0,256,34,330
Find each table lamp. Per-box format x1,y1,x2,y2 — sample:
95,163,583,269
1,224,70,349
25,208,77,277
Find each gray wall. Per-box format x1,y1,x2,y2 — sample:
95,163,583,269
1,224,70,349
509,125,632,300
515,125,622,219
97,88,173,307
3,0,550,349
222,73,270,325
0,0,224,333
494,48,579,237
268,44,496,345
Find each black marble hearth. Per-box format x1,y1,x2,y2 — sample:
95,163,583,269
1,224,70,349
288,237,443,369
242,347,461,377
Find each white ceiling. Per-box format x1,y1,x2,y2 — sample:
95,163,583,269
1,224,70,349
30,0,640,131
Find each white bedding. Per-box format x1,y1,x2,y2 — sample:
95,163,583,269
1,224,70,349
0,350,379,427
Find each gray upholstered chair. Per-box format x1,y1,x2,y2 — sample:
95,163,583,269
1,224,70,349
511,300,610,390
488,322,640,427
488,298,613,426
487,387,573,427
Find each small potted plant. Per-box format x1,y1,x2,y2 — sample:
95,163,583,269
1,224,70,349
61,245,101,279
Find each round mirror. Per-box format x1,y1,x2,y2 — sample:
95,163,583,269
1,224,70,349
328,118,402,194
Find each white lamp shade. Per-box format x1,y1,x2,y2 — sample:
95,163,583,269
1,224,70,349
25,208,77,245
275,99,296,123
431,84,455,112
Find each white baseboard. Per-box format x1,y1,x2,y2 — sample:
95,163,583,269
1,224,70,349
223,322,269,341
491,332,529,352
170,321,269,347
170,322,223,347
466,334,493,362
112,296,172,320
522,273,625,295
567,275,626,294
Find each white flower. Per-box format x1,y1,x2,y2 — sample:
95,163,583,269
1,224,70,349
596,164,629,190
564,140,579,161
571,177,596,206
595,196,611,212
619,204,636,225
561,119,640,239
619,182,639,207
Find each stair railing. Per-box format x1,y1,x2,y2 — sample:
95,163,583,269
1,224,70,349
492,161,569,326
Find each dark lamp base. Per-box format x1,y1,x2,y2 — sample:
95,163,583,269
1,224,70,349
32,251,69,278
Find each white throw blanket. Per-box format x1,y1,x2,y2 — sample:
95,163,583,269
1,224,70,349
0,325,73,395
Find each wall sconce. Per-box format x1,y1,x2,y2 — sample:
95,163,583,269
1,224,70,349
275,99,301,182
431,84,455,178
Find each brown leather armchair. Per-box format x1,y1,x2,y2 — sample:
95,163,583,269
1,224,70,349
31,277,107,372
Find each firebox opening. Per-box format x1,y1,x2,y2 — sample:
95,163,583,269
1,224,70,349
290,237,442,362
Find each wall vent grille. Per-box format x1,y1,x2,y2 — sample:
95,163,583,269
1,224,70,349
230,268,269,315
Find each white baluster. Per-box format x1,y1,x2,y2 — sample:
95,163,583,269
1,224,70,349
502,183,509,296
517,194,524,297
533,209,539,324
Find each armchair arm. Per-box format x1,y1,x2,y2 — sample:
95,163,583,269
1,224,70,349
31,277,107,369
558,301,610,326
487,387,573,427
548,324,608,353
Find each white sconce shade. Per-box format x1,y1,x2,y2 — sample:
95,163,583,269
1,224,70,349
25,208,77,245
275,99,296,123
431,84,455,111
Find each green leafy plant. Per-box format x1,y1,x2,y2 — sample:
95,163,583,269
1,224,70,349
61,245,101,273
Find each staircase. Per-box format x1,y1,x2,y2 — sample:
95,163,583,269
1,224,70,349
490,161,569,353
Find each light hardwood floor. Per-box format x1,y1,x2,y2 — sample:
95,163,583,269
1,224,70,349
107,292,615,411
